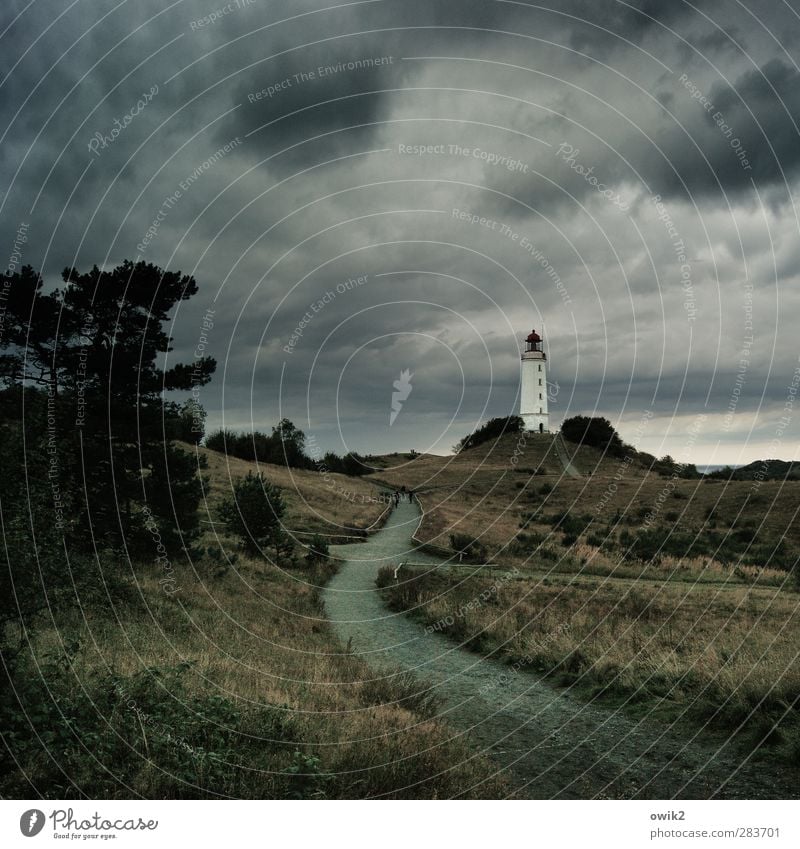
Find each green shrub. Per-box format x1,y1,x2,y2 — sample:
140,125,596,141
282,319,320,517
550,511,593,538
1,652,294,798
454,415,523,453
281,751,334,799
449,533,488,562
218,472,291,561
561,415,624,454
305,534,330,565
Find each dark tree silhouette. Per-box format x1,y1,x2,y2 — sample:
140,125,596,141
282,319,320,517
0,260,216,556
560,415,624,455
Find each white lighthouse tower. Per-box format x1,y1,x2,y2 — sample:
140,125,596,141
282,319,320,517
520,328,549,433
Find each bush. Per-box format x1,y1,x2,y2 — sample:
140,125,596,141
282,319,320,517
550,511,593,538
519,510,542,529
1,653,294,798
281,751,334,800
305,534,330,565
204,422,371,477
455,415,523,453
449,533,488,562
217,472,290,560
561,415,624,455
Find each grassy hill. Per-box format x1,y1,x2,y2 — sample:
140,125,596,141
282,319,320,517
710,459,800,481
372,431,800,764
187,442,389,542
11,444,505,799
368,433,800,576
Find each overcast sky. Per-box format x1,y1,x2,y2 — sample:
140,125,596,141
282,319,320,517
3,0,800,463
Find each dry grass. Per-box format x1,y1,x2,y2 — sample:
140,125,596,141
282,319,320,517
370,434,800,582
27,556,504,797
372,434,800,756
185,442,389,540
15,445,506,799
378,567,800,742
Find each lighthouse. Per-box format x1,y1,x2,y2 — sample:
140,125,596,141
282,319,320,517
520,328,549,433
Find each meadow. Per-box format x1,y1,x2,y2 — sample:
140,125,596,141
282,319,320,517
372,433,800,763
5,450,505,799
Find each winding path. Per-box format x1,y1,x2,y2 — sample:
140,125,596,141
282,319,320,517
554,432,582,478
323,500,795,799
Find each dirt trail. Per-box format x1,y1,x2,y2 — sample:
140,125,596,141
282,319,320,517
323,500,795,799
554,432,582,478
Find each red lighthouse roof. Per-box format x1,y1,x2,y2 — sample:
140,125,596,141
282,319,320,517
526,329,541,343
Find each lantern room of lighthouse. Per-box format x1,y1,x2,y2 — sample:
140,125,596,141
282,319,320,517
520,328,549,433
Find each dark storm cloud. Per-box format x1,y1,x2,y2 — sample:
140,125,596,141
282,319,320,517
633,58,800,202
224,49,398,170
711,59,800,183
214,0,536,168
561,0,712,53
3,0,800,462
